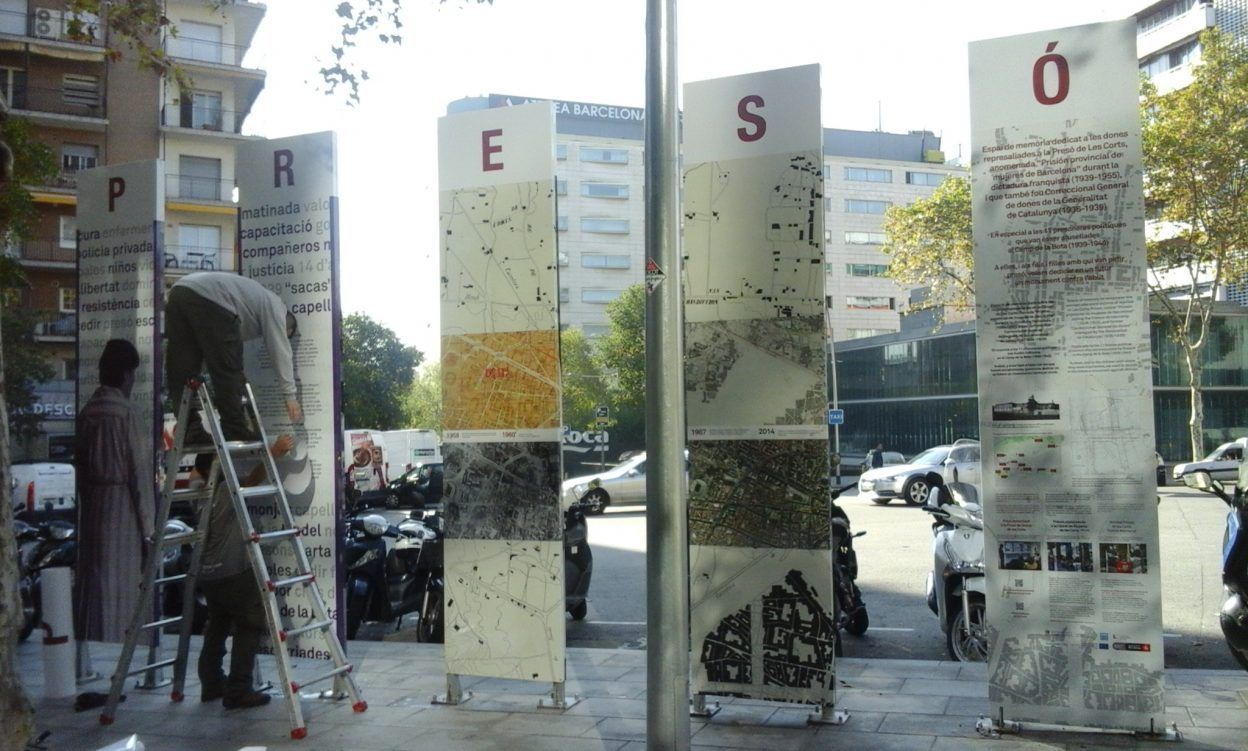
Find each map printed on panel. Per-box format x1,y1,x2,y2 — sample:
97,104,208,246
440,181,557,336
682,151,824,323
688,440,830,549
442,330,560,431
685,317,826,429
443,441,562,541
444,538,564,683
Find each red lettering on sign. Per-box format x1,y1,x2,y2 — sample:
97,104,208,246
736,95,766,142
482,129,504,171
108,177,125,212
1032,42,1070,105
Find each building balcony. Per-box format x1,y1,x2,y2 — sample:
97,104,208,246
164,244,230,272
168,36,256,69
33,313,76,342
7,237,75,268
0,7,105,53
1137,1,1216,59
160,104,249,137
9,84,107,130
166,173,236,204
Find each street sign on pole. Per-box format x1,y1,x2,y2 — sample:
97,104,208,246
595,404,610,427
827,409,844,426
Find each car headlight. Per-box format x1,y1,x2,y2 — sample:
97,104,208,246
572,483,589,497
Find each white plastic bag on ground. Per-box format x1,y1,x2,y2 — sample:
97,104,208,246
94,735,143,751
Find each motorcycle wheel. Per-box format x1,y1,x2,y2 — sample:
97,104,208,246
902,476,930,506
569,599,588,621
947,596,989,662
346,591,368,640
583,489,610,515
417,589,444,644
385,492,400,510
844,592,869,636
18,576,36,642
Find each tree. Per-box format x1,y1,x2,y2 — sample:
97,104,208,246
880,174,974,324
594,285,647,455
1142,29,1248,461
341,313,422,430
560,327,610,433
402,360,442,432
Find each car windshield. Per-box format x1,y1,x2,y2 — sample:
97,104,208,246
910,447,950,466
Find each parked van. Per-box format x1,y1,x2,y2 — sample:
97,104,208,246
380,429,441,472
10,462,75,520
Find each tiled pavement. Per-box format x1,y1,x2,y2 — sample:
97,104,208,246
13,639,1248,750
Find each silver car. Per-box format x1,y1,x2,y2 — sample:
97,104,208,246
1173,439,1246,484
562,453,648,514
858,447,949,506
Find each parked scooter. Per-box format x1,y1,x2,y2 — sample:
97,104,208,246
343,506,436,640
921,472,988,662
1181,465,1248,671
15,518,77,642
830,482,868,647
412,500,594,644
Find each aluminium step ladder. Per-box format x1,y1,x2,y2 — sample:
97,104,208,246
100,377,366,739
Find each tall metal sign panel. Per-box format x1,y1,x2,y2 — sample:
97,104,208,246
438,102,565,684
970,21,1163,730
237,132,343,656
76,160,164,505
682,65,835,705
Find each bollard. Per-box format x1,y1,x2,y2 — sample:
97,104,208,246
40,566,77,698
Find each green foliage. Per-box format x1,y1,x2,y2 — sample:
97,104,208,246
0,117,56,242
560,327,610,432
880,174,973,323
402,360,442,432
1141,29,1248,459
341,313,422,430
596,285,646,408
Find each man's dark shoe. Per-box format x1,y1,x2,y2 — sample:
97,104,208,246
200,686,224,703
183,424,214,448
223,691,271,709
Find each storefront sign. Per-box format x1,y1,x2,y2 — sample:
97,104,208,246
682,64,836,705
970,20,1163,730
439,102,564,684
237,131,342,656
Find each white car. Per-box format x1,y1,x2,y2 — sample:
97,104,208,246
858,446,950,506
1173,439,1246,484
562,453,649,514
941,439,982,486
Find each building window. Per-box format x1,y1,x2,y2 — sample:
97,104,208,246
1140,39,1199,77
846,263,889,277
906,171,945,187
558,252,569,266
59,216,76,248
176,224,221,269
1138,0,1198,34
172,20,224,64
580,147,629,164
556,143,568,160
582,254,630,269
884,341,917,364
556,215,568,231
181,90,223,130
58,286,76,314
844,199,891,215
0,67,26,108
178,155,222,201
844,231,886,245
581,217,629,234
844,166,892,183
62,74,99,108
846,295,894,310
582,289,623,304
61,143,98,173
582,182,630,199
846,328,892,339
556,178,568,196
824,197,832,212
559,287,570,303
824,229,833,242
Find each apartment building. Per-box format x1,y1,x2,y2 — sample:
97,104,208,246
1136,0,1247,93
448,95,957,342
0,0,265,460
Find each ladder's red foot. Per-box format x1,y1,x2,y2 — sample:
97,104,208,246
352,701,368,713
290,727,308,740
99,714,114,725
171,691,185,702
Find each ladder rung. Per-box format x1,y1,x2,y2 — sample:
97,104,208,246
182,443,217,453
159,530,200,547
227,440,266,454
253,529,299,543
154,573,190,586
125,657,178,677
241,485,278,499
283,619,333,641
291,664,351,692
269,574,314,590
171,487,212,501
141,616,183,631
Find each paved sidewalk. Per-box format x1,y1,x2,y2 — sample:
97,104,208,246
14,639,1248,750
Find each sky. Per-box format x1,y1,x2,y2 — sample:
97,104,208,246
242,0,1145,363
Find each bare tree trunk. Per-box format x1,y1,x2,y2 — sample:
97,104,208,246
1185,345,1205,462
0,303,34,751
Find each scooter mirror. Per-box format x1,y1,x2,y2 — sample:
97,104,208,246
1182,470,1214,491
1239,457,1248,491
926,486,945,509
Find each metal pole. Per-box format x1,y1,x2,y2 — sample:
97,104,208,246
831,340,840,485
645,0,690,748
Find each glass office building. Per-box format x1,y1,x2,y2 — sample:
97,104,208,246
832,304,1248,462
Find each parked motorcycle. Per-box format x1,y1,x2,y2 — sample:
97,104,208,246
15,518,77,642
411,500,594,644
830,482,868,648
343,504,439,640
1181,466,1248,671
921,472,988,662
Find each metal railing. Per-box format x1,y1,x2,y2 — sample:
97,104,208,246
164,244,226,271
9,238,75,265
160,104,245,134
165,173,235,202
0,8,103,46
34,314,76,338
8,84,106,118
167,36,251,67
